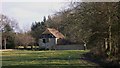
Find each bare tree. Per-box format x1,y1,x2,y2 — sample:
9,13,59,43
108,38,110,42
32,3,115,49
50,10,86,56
15,33,35,49
0,14,19,49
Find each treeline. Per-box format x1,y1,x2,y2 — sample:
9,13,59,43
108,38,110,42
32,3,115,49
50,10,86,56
31,2,120,62
0,14,35,49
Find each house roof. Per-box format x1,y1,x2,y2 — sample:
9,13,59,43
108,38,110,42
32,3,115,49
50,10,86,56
42,28,65,39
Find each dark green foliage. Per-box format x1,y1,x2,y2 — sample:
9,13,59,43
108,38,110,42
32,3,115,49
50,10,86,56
31,17,47,44
3,24,16,49
6,36,15,49
4,24,13,32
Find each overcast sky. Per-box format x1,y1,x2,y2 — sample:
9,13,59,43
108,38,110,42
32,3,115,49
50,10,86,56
1,0,70,32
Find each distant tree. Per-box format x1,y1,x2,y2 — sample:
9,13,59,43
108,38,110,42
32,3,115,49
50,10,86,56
15,32,35,49
31,17,47,45
22,33,35,49
43,16,46,23
0,14,18,49
3,24,15,49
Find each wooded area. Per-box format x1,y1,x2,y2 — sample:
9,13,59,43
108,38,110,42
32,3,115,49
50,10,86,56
0,2,120,66
31,2,120,63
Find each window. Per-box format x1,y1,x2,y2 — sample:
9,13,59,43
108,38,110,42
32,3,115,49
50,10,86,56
43,38,49,43
43,39,46,43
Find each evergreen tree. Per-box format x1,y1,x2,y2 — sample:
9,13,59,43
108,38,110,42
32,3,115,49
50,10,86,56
31,17,47,46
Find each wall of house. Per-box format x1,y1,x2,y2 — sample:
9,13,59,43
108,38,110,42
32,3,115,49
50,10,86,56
39,38,85,50
54,44,85,50
39,38,56,49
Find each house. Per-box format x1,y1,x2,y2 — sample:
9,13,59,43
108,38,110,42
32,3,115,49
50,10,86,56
39,28,65,49
39,28,85,50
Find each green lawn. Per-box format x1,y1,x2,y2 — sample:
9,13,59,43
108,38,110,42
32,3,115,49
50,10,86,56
1,50,99,68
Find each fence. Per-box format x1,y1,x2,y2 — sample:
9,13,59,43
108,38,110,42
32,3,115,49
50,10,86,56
54,44,85,50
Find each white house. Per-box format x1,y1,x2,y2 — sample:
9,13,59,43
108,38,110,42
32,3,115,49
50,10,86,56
39,28,65,49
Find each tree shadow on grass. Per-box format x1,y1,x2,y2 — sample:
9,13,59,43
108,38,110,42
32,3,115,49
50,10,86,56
82,52,120,68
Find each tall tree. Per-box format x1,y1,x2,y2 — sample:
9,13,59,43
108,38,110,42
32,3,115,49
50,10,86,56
0,14,18,49
31,17,47,47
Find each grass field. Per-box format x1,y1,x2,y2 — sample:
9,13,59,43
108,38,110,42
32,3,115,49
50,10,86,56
1,50,99,68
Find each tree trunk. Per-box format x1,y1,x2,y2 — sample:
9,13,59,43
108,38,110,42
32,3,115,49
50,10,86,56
109,24,112,52
24,45,27,49
31,44,33,50
4,38,6,49
0,33,2,49
84,43,87,50
82,40,87,50
105,38,108,50
108,9,112,53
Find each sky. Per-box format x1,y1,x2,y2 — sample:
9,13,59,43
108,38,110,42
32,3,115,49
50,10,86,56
1,0,70,32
